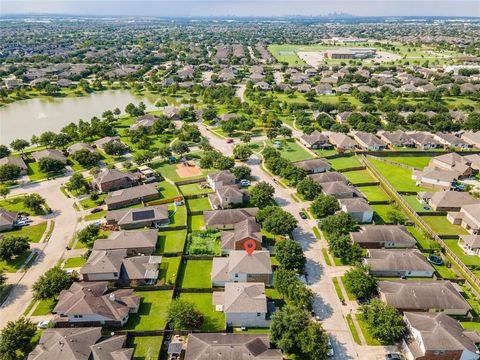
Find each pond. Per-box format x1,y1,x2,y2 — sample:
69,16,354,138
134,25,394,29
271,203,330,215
0,90,159,145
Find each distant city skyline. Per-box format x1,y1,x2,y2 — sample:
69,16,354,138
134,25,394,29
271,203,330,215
2,0,480,17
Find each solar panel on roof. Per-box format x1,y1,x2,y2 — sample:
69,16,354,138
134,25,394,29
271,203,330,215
132,209,155,221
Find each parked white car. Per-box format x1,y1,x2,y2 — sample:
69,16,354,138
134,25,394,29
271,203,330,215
37,320,51,329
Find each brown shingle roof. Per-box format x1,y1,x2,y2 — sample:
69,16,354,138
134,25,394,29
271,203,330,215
204,208,258,228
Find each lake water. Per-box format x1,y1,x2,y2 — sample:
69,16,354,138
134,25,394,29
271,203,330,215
0,90,158,145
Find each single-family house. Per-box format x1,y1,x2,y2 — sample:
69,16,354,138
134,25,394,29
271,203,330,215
378,280,471,315
105,183,159,210
93,136,125,151
434,133,471,149
0,208,18,232
92,229,158,255
315,84,334,95
92,168,138,193
106,205,169,229
447,204,480,235
460,235,480,257
364,249,434,277
213,282,271,328
412,168,457,190
53,281,140,327
418,191,480,212
27,327,134,360
204,208,258,230
328,133,357,151
120,255,161,285
350,225,417,249
336,111,352,124
461,132,480,149
338,198,373,223
220,218,263,254
378,131,415,148
208,185,247,210
80,249,126,281
184,333,283,360
309,171,348,185
403,312,480,360
0,156,28,175
207,171,236,191
163,106,180,120
293,158,331,174
32,149,67,163
430,153,476,178
408,132,442,150
66,142,96,155
352,132,386,151
211,250,272,287
299,131,331,149
321,181,360,199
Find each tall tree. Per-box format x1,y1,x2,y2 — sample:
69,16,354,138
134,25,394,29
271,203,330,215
0,318,36,360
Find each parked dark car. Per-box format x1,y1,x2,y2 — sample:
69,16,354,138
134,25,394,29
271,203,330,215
90,207,103,214
299,211,307,220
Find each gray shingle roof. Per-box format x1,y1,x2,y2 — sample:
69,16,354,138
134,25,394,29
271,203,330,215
204,208,258,228
224,282,267,313
365,249,434,273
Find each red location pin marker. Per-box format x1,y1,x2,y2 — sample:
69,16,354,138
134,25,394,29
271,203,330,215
244,239,256,256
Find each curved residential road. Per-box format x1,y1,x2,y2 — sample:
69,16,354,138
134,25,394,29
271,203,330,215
0,176,79,328
198,123,394,359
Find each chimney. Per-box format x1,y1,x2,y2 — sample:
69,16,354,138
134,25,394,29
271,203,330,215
109,293,116,302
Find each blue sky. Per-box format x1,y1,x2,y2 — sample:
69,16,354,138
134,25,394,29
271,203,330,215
2,0,479,17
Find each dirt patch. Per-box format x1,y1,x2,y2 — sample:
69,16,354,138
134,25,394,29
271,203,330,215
176,163,202,178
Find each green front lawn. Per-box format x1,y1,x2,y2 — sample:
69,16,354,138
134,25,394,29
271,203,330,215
27,162,49,181
79,193,107,210
127,336,162,360
3,221,48,243
327,156,362,170
124,290,173,331
158,256,181,285
269,139,313,162
179,292,225,331
186,197,212,212
178,183,213,196
0,251,31,272
156,230,187,253
188,215,205,231
84,210,106,221
63,256,86,268
343,170,375,184
31,298,56,316
179,260,212,288
0,196,39,215
368,158,428,192
357,186,390,202
421,216,469,236
382,156,430,169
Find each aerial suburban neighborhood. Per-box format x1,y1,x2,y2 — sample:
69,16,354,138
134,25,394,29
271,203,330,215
0,3,479,360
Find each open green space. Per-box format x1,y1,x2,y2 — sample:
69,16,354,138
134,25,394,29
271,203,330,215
31,298,56,316
421,216,469,236
63,256,86,268
3,221,48,243
357,186,390,202
179,260,212,288
327,156,361,170
158,256,181,285
382,156,430,169
444,240,480,267
402,195,435,213
343,170,376,184
188,214,205,231
368,158,427,192
0,251,31,272
268,139,313,162
186,197,212,212
179,292,225,331
124,290,173,331
127,336,162,360
156,230,187,253
178,183,213,196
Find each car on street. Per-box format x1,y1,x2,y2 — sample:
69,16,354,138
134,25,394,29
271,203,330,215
18,217,32,223
15,220,29,226
90,207,103,214
299,211,307,219
225,138,234,143
240,179,250,187
37,320,51,329
385,354,403,360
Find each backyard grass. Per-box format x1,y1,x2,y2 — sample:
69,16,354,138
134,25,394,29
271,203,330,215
186,197,212,212
168,204,187,227
346,314,362,345
179,260,212,288
402,195,434,213
421,215,469,236
432,262,458,280
156,230,187,253
342,170,376,184
368,158,428,192
357,186,390,202
0,251,31,272
188,214,205,231
31,298,56,316
179,292,225,331
459,284,480,316
355,314,383,346
327,156,362,170
277,139,314,162
124,290,173,331
382,156,430,169
127,336,162,360
3,221,48,243
461,322,480,332
63,256,86,268
178,183,213,196
312,149,338,158
158,256,181,285
407,226,435,250
371,204,399,224
444,240,480,267
157,180,179,199
187,231,221,255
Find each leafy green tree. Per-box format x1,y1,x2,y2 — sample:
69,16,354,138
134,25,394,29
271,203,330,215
32,266,74,300
0,269,6,287
167,299,204,330
360,299,406,344
310,194,339,218
240,133,252,143
257,206,298,235
67,173,89,193
269,305,310,354
133,150,155,164
328,234,362,265
275,239,306,273
386,209,406,225
0,317,36,360
0,187,10,201
320,212,356,237
214,155,234,170
103,141,127,156
343,264,377,299
464,112,480,131
9,139,29,154
233,144,253,161
299,321,329,360
274,267,313,310
72,149,101,168
296,177,321,201
0,145,10,158
250,181,275,208
220,120,237,135
171,141,190,157
231,165,251,180
0,164,21,182
0,236,30,261
23,193,46,214
38,131,57,148
76,224,100,246
38,157,65,173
